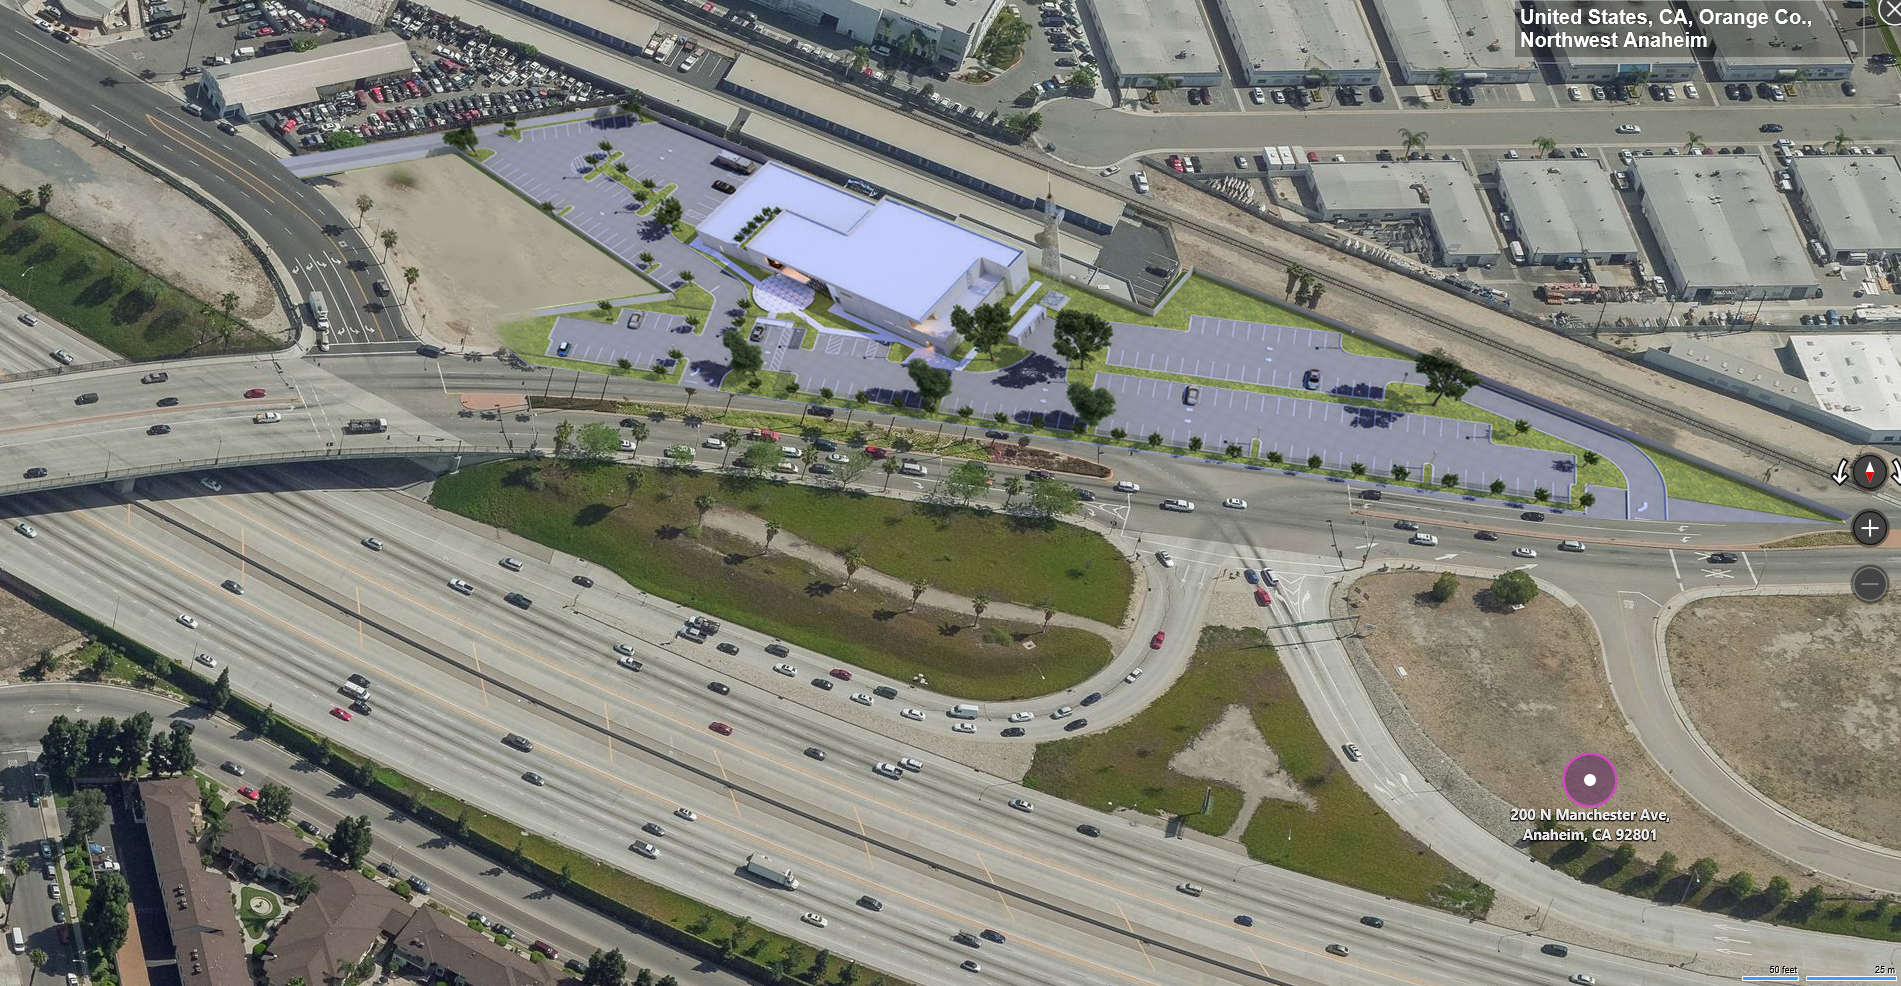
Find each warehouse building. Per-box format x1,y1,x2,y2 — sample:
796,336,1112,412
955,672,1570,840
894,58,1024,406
1533,0,1697,83
200,34,413,119
1697,0,1852,81
736,0,1002,66
1082,0,1226,88
1495,160,1640,265
1790,154,1901,263
1630,157,1818,302
1644,335,1901,445
699,163,1029,354
1365,0,1533,85
1309,160,1498,267
1213,0,1382,86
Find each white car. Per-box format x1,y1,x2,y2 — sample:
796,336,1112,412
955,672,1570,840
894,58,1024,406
802,912,828,928
1159,499,1195,512
618,655,641,670
901,708,926,722
631,840,659,859
1007,711,1033,722
51,350,75,365
362,537,384,551
199,477,223,493
1615,124,1641,134
1051,706,1073,719
619,440,636,451
1156,551,1174,568
952,722,975,734
253,412,281,424
1098,164,1120,177
1569,976,1596,986
615,643,637,656
1567,86,1581,101
1249,87,1265,104
851,693,874,706
827,452,850,463
1008,798,1035,813
177,614,199,629
1114,481,1140,493
703,437,727,449
1410,533,1439,547
1512,546,1538,558
773,663,797,677
898,757,923,772
1343,743,1362,762
1683,83,1697,100
15,523,37,539
1131,171,1149,194
1124,668,1144,683
673,807,698,821
873,762,903,778
195,653,217,668
447,578,474,595
1221,498,1247,509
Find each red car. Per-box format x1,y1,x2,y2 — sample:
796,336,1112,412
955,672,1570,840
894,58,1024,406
1166,155,1185,172
244,388,266,398
256,24,273,34
1150,631,1166,649
237,786,259,800
864,446,888,459
1254,588,1272,606
709,722,733,736
330,706,353,721
829,668,852,681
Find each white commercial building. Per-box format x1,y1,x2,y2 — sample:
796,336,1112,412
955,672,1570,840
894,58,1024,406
1699,0,1852,81
1790,154,1901,263
747,0,1004,66
1630,157,1818,302
1213,0,1382,86
700,163,1029,354
1530,0,1698,83
1495,160,1640,265
1365,0,1534,85
1083,0,1226,88
1645,335,1901,445
1309,161,1497,267
200,34,413,119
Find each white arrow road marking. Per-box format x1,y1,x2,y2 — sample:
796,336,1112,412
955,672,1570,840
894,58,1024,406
1514,564,1537,571
1716,948,1753,957
1714,936,1752,944
1434,553,1458,561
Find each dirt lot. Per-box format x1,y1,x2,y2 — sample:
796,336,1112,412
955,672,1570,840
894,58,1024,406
1350,571,1808,884
0,96,277,324
1669,594,1901,850
1170,704,1313,837
0,585,86,675
317,156,647,352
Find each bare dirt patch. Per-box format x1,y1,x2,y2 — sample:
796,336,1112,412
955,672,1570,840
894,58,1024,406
0,584,87,675
1350,571,1808,884
1169,704,1314,837
0,96,275,324
1669,594,1901,850
315,156,650,352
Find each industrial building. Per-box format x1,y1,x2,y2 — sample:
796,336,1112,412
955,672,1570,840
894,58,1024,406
1790,154,1901,263
1644,335,1901,445
1495,160,1640,265
743,0,1004,66
307,0,398,32
1532,0,1697,83
1308,161,1498,267
1697,0,1853,80
699,163,1030,354
1364,0,1534,85
1081,0,1226,88
199,34,414,119
1630,157,1818,302
1213,0,1383,86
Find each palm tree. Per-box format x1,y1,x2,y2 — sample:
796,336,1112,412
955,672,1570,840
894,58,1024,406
1037,599,1055,633
693,494,717,525
1306,283,1326,309
840,545,865,586
1399,128,1429,154
1830,127,1852,154
402,267,420,303
970,593,989,627
354,194,373,229
680,270,696,285
763,520,781,554
379,228,398,261
36,184,53,209
219,291,240,317
623,466,645,505
1431,67,1457,91
909,577,929,611
847,45,873,76
683,386,697,411
1683,130,1706,153
1283,262,1307,297
1391,464,1409,481
1532,136,1558,157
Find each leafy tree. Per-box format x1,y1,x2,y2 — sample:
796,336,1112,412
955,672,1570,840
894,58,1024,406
1490,570,1539,607
953,301,1013,359
832,452,869,488
584,948,629,986
722,330,765,378
1795,884,1825,913
1147,433,1163,448
1725,871,1756,899
147,730,175,776
325,129,366,150
1490,478,1508,495
1414,348,1480,406
945,460,994,503
1391,464,1410,481
85,715,121,776
652,196,684,229
1533,487,1550,503
1065,383,1117,432
41,716,91,783
576,422,621,460
1653,851,1678,883
1307,454,1323,469
809,950,833,982
68,789,109,843
1430,572,1459,602
1001,111,1043,137
1763,875,1792,906
554,420,576,454
909,577,930,611
206,667,231,712
1440,473,1460,488
738,442,779,475
1188,436,1204,452
84,871,132,956
906,358,953,410
328,815,374,867
1611,842,1637,872
1051,309,1114,367
1026,478,1081,518
170,726,197,775
443,126,480,153
1579,492,1596,509
256,782,293,823
1689,857,1720,886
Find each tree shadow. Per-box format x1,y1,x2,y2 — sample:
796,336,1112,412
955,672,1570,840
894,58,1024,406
871,609,900,621
937,623,966,637
803,580,837,597
573,503,612,526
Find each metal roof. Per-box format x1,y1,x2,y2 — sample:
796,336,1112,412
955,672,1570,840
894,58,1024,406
1792,154,1901,253
1215,0,1380,76
1633,157,1814,290
1793,334,1901,428
1088,0,1224,80
1310,161,1497,258
206,34,414,115
1367,0,1528,75
1495,160,1639,256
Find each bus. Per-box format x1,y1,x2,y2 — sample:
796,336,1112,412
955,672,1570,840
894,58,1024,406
307,291,330,330
714,150,758,174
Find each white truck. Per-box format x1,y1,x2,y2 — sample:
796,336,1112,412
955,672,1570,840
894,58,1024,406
307,290,330,330
744,853,798,889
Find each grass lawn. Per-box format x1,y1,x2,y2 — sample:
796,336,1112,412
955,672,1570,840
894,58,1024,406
582,151,623,181
805,294,870,333
672,222,697,243
888,343,914,363
1647,447,1835,521
962,343,1030,373
721,367,800,398
472,147,497,162
1025,626,1487,912
636,184,678,217
496,299,703,384
1058,275,1409,358
430,461,1121,696
0,202,267,359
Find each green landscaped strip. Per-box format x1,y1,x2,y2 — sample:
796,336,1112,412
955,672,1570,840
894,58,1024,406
804,295,869,333
672,221,698,244
636,184,677,216
962,343,1030,374
431,461,1127,687
799,322,819,350
581,151,623,181
887,343,914,363
472,147,497,161
722,368,799,398
0,199,268,359
1646,446,1835,521
497,303,696,385
1026,626,1487,913
1058,274,1412,359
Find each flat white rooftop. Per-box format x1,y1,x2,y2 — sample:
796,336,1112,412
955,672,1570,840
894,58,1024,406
1793,334,1901,430
1310,161,1496,258
1634,157,1814,289
1792,154,1901,253
1368,0,1529,75
1496,160,1638,256
1216,0,1380,76
704,163,1024,322
1090,0,1224,80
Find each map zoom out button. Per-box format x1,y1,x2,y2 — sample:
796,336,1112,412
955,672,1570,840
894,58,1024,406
1851,509,1890,547
1851,566,1888,604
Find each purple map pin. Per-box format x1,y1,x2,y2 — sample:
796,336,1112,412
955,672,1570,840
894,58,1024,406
1562,753,1617,808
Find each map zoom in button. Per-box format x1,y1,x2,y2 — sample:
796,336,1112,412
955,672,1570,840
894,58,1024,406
1851,509,1890,547
1852,566,1888,604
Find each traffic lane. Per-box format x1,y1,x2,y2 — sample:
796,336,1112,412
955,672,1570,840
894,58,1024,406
0,299,120,374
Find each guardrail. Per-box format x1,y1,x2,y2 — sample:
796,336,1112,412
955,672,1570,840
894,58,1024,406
0,443,518,498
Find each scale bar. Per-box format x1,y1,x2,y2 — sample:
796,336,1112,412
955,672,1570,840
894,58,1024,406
1738,979,1797,983
1804,978,1899,983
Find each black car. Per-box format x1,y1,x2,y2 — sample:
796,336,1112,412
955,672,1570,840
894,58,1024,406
1708,552,1739,564
1368,84,1384,102
504,592,532,609
765,643,791,657
805,747,826,761
953,932,981,948
417,344,442,357
707,681,731,695
572,574,594,588
1475,531,1499,541
1541,944,1569,958
712,179,736,194
377,861,400,878
1080,691,1102,706
1361,915,1385,928
1520,511,1546,522
1075,488,1095,501
1001,727,1025,737
980,929,1006,944
158,396,180,406
351,699,372,715
858,895,885,911
1076,824,1101,837
1759,123,1784,133
1063,718,1088,731
348,673,371,688
1359,490,1383,501
148,424,172,435
812,678,835,690
76,393,100,405
408,876,431,894
24,467,47,479
717,642,740,655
